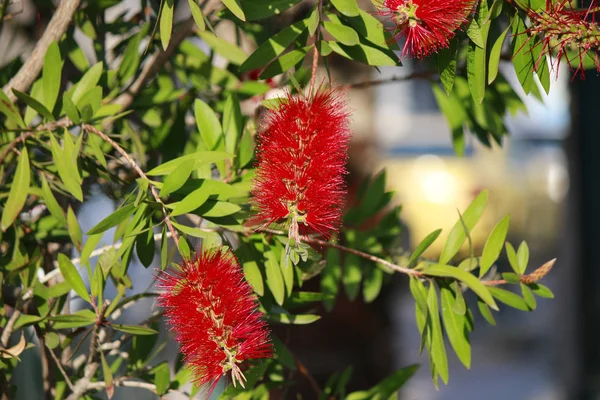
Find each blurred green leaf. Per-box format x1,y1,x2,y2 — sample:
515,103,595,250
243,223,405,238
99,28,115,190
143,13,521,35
221,0,246,20
260,47,311,79
112,324,158,335
264,242,285,306
517,241,529,275
343,253,362,301
42,41,62,112
160,0,174,50
198,31,248,65
58,254,91,304
409,229,442,267
67,206,82,252
427,283,449,385
322,248,342,311
12,89,54,121
188,0,206,31
330,0,360,16
1,148,30,231
72,62,103,105
87,203,135,235
40,174,66,224
153,362,171,395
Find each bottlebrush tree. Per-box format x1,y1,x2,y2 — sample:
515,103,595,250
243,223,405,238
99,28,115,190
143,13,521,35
0,0,588,398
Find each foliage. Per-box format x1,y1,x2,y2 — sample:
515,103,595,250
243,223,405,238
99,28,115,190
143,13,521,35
0,0,582,398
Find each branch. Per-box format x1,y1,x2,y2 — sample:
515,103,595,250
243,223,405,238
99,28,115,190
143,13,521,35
2,0,81,102
82,124,181,253
0,310,20,347
111,17,196,112
343,70,438,89
0,119,72,165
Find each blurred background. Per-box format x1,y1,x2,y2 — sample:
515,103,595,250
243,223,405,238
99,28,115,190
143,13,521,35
2,0,597,399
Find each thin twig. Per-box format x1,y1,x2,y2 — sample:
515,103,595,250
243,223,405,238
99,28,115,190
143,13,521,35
83,124,181,253
0,119,72,165
47,345,75,392
2,0,81,102
344,70,438,89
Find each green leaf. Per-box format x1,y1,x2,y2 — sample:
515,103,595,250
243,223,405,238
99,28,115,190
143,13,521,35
171,221,221,242
432,84,466,156
194,99,224,151
0,89,25,128
439,190,488,265
466,19,484,48
343,253,362,301
221,0,246,20
112,324,158,335
517,241,529,275
480,215,510,277
72,62,103,105
171,188,211,217
67,206,82,252
196,200,240,217
424,264,498,310
50,310,95,329
512,16,535,94
153,362,170,395
40,174,66,224
427,283,449,385
267,312,321,325
160,0,174,50
146,151,231,175
100,351,114,399
198,31,248,65
346,365,418,400
42,41,63,112
488,25,510,84
136,225,155,268
188,0,206,31
1,148,30,231
237,242,264,296
362,265,383,303
222,93,243,155
240,19,308,73
260,47,311,79
49,133,83,201
62,93,80,124
118,25,147,83
409,229,442,267
238,127,255,169
521,283,536,310
264,243,285,305
467,21,490,104
502,272,520,284
477,298,496,326
12,89,54,121
160,160,195,196
87,203,136,235
440,283,471,368
529,283,554,299
328,41,398,66
330,0,360,16
321,248,342,311
307,6,320,36
505,242,520,275
488,287,529,311
57,254,92,304
231,0,302,21
92,262,105,304
323,21,359,46
438,40,458,94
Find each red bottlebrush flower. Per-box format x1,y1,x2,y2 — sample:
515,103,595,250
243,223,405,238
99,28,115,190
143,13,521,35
377,0,475,58
158,249,272,392
524,0,600,77
252,88,351,241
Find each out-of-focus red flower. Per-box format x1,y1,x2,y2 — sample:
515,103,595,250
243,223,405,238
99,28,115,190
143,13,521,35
158,249,272,392
252,88,351,241
524,0,600,77
377,0,475,58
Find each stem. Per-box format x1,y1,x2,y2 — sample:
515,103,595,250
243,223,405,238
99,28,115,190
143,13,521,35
344,70,438,89
308,0,323,97
304,236,422,277
82,124,181,254
47,343,75,392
